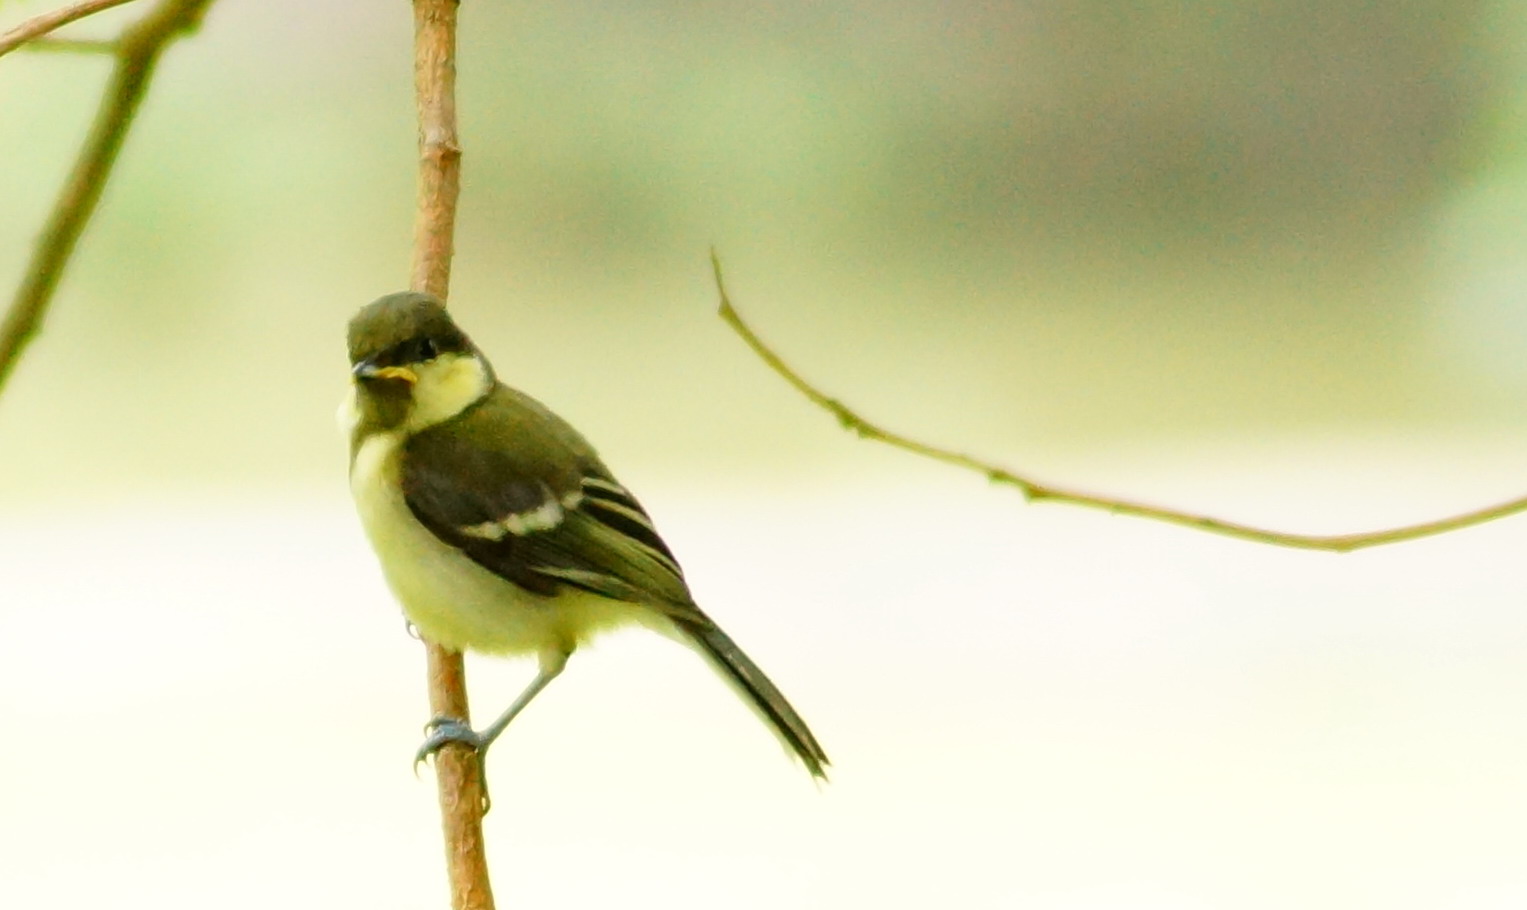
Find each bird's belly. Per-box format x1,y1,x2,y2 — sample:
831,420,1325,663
348,432,650,656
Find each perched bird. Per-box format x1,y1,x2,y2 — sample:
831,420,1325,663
342,291,828,792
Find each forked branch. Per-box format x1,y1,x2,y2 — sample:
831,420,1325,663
0,0,213,396
0,0,136,58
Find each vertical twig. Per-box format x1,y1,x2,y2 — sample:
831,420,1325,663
0,0,214,397
411,0,462,299
409,2,492,910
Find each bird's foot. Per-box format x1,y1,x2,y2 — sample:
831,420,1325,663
414,715,484,767
413,715,493,812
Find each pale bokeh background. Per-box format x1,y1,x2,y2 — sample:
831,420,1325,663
5,1,1527,908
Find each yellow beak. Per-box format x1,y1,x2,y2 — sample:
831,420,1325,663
353,363,418,384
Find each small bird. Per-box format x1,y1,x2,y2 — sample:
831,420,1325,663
342,291,828,793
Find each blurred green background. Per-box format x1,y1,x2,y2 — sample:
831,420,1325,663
7,1,1527,908
6,0,1527,492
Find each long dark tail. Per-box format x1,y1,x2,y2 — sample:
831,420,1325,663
677,618,830,780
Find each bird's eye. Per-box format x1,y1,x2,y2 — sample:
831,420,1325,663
417,338,438,360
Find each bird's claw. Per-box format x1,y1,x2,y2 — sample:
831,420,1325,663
412,715,494,813
413,715,482,772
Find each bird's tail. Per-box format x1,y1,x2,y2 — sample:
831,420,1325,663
675,618,830,780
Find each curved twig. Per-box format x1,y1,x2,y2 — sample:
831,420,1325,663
0,0,135,58
710,250,1527,552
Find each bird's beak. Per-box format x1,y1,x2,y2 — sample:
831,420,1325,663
353,361,418,384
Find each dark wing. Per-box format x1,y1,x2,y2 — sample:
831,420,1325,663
400,386,694,610
406,386,831,779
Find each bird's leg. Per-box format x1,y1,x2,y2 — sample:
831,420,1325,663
414,648,570,810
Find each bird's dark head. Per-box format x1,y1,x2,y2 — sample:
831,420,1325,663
345,292,493,434
348,292,473,376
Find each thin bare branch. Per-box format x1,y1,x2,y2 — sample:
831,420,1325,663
423,641,494,910
23,37,118,53
409,2,493,909
0,0,136,58
0,0,214,397
410,0,462,300
710,250,1527,552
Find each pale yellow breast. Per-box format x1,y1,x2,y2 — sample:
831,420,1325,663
347,429,655,657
